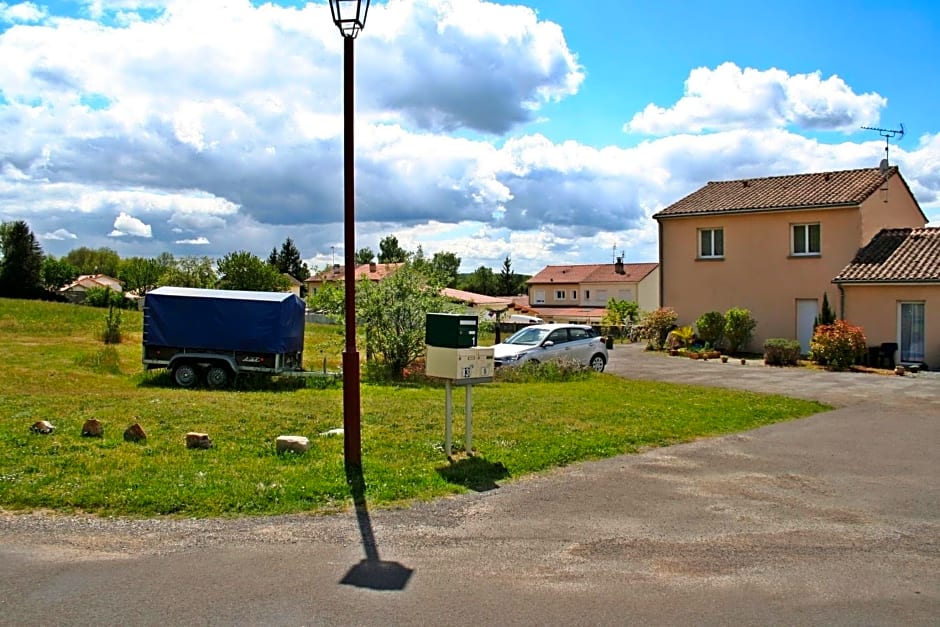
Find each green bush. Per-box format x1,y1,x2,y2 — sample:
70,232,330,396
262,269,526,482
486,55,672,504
696,311,726,349
724,308,757,354
763,338,801,366
100,304,122,344
638,307,678,350
811,320,866,370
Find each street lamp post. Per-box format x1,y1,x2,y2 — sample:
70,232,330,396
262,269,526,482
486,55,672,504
329,0,370,469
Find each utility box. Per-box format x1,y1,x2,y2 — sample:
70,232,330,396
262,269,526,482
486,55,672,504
426,346,494,382
426,313,478,348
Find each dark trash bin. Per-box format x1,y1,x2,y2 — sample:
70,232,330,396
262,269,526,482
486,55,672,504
605,336,614,349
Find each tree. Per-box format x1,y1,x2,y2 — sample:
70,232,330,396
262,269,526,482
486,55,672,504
119,257,163,295
724,307,758,354
306,278,345,322
0,220,44,298
815,292,837,328
498,256,525,296
267,237,310,282
217,251,290,292
41,256,78,291
159,256,218,289
355,247,376,265
378,235,407,263
65,246,121,277
358,262,455,378
430,251,461,288
602,297,640,339
460,265,497,296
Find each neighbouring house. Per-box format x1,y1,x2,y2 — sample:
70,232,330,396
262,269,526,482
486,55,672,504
304,262,404,295
282,273,303,298
525,262,659,323
59,274,123,303
834,227,940,369
654,166,927,353
441,287,513,315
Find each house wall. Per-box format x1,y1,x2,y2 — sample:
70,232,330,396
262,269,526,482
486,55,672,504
857,176,927,243
637,267,660,313
579,282,637,307
841,284,940,369
528,282,580,306
659,206,861,351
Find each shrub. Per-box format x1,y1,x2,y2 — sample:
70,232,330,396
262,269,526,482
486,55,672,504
763,338,801,366
665,325,695,350
810,320,866,370
495,359,592,383
724,308,757,354
695,311,726,349
100,304,122,344
638,307,678,350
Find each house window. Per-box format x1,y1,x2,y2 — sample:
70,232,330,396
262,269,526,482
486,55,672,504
572,290,578,300
699,228,724,258
792,223,821,255
533,290,545,304
899,302,925,363
555,289,566,300
585,290,591,300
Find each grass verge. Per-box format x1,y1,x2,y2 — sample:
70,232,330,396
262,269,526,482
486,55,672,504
0,298,828,517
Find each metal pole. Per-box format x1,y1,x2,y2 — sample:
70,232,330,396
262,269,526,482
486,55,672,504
465,384,473,455
445,380,453,458
342,34,361,469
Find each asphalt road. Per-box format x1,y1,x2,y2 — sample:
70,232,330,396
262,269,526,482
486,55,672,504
1,345,938,626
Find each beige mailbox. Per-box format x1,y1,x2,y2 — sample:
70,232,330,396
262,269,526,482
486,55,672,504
425,346,494,382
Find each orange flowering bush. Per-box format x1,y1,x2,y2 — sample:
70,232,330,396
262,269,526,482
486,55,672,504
810,320,866,370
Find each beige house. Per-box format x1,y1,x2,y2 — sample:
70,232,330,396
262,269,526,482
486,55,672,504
654,166,927,353
834,228,940,369
304,262,404,295
526,262,659,323
59,274,123,303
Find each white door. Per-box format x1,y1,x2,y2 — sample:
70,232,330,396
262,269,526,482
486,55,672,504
796,299,818,355
899,302,926,363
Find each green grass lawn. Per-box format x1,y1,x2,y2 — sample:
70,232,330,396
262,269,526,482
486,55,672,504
0,298,829,517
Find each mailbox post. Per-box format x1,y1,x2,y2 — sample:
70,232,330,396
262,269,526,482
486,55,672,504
424,313,494,457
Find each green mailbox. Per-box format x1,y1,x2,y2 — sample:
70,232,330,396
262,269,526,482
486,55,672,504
426,313,478,348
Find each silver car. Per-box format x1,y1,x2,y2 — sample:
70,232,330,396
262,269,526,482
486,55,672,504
492,323,608,372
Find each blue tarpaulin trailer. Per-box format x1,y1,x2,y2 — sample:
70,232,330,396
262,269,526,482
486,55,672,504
142,286,307,388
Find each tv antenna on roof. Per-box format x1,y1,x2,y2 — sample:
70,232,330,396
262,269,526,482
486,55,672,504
861,124,905,175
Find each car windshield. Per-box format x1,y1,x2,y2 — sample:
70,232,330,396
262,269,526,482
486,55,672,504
504,327,550,346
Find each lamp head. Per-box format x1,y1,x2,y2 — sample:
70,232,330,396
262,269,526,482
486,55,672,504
329,0,371,38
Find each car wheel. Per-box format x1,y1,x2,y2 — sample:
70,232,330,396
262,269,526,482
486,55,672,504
173,363,198,388
206,366,230,389
589,354,606,372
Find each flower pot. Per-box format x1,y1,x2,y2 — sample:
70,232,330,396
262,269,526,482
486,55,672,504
740,358,746,365
669,349,679,357
720,356,728,363
689,352,701,360
895,365,906,376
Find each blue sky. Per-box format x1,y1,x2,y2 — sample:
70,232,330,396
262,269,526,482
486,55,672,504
1,0,938,274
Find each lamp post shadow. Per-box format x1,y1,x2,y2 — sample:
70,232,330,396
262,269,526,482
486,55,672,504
339,463,414,591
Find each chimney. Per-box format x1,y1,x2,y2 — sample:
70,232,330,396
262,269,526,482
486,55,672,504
369,261,377,273
614,257,625,275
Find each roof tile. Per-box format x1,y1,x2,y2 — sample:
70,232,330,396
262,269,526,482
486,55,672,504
834,228,940,283
655,167,898,218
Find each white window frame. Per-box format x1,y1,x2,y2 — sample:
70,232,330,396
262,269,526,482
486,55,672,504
698,227,724,259
585,289,591,300
571,289,578,301
555,289,566,300
791,223,821,256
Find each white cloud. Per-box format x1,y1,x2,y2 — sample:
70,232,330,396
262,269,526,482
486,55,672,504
40,228,78,241
0,2,46,23
109,211,152,238
626,63,886,135
175,236,210,245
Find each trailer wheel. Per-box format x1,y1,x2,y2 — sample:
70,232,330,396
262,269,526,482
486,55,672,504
205,365,231,389
173,363,198,388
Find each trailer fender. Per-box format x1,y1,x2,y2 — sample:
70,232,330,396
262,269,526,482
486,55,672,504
168,353,240,374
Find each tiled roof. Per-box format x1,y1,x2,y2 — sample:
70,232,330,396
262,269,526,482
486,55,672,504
654,167,899,218
441,287,512,307
834,228,940,283
528,262,657,284
306,262,404,282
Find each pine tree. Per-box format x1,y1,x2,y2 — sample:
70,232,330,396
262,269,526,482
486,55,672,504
0,220,45,298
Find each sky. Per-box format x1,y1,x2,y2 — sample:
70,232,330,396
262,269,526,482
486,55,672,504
1,0,938,275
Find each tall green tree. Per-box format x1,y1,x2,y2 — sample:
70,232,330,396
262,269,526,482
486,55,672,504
378,235,407,263
65,246,121,276
159,256,218,289
355,247,376,265
217,251,290,292
430,251,461,288
41,256,78,291
267,237,310,282
119,256,163,295
0,220,44,298
358,262,454,378
498,256,525,296
460,265,497,296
